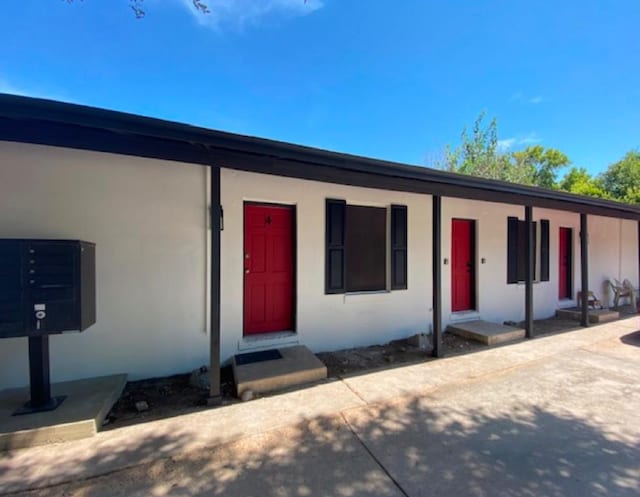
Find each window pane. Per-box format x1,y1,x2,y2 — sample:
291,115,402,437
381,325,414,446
346,205,386,292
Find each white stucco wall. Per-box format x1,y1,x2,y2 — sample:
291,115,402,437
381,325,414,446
440,199,639,327
0,141,209,389
219,168,432,361
589,216,639,307
1,140,637,389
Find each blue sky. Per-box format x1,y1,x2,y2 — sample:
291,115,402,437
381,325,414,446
1,1,638,175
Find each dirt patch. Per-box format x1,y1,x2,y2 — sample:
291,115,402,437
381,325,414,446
104,335,482,428
317,333,483,378
104,366,236,430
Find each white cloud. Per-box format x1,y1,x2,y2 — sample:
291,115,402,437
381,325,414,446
498,132,541,151
497,138,516,151
518,132,541,145
178,0,324,30
508,92,523,103
509,92,545,105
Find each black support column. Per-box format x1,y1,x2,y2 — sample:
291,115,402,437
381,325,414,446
525,206,534,338
432,195,443,357
208,165,222,405
580,213,590,327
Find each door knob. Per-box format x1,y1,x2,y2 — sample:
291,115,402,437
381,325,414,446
245,268,249,274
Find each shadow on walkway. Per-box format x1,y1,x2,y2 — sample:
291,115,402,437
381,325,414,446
620,330,640,347
8,398,638,497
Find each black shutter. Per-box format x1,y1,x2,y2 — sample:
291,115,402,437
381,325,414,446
325,199,346,294
507,217,519,284
540,219,550,282
391,205,408,290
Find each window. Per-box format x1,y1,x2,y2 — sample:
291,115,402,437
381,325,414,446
507,217,550,284
325,200,408,294
346,205,386,291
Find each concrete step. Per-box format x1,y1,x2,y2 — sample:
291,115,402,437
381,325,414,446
556,307,620,323
233,345,327,397
447,320,525,345
0,374,127,451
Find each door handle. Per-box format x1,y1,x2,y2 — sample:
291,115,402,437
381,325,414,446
245,268,249,274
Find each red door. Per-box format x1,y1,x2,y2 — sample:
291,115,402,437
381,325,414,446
558,227,572,299
451,219,475,312
244,204,294,335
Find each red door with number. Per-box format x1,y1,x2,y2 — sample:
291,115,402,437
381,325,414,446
451,219,475,312
244,204,294,335
558,227,572,299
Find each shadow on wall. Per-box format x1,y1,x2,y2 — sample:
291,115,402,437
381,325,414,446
2,398,638,496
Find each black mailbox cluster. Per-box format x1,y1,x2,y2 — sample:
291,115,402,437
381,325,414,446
0,240,95,339
0,239,96,415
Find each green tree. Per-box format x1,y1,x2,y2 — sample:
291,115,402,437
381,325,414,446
441,112,517,182
440,113,570,188
558,167,608,198
511,145,570,189
600,151,640,204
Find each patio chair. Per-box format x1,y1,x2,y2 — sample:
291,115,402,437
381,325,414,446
622,279,639,308
576,291,602,310
607,279,633,308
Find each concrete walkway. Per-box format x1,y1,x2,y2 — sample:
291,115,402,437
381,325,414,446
1,316,639,496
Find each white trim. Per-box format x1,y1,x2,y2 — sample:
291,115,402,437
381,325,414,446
449,310,481,322
238,331,299,352
343,290,391,304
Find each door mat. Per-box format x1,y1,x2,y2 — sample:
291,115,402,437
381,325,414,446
235,349,283,366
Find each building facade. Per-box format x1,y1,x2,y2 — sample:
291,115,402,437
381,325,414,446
0,95,638,391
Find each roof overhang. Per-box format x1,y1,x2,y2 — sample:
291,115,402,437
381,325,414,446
1,94,639,220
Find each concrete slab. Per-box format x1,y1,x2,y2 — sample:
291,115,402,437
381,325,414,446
2,316,639,495
0,374,126,451
556,307,620,323
233,345,327,397
447,319,525,345
0,379,365,494
9,416,405,497
343,316,639,405
343,346,640,497
4,318,640,497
